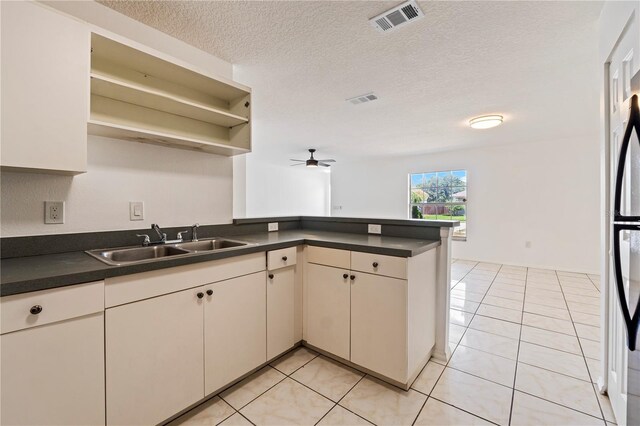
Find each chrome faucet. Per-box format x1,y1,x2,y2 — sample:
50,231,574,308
151,224,166,243
191,223,200,242
136,234,151,246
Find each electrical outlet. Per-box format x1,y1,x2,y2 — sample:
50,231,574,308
129,201,144,221
525,241,532,248
44,201,64,224
268,222,279,232
368,224,382,234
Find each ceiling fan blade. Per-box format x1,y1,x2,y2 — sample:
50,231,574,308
318,162,331,167
317,159,336,162
290,163,305,166
289,159,306,162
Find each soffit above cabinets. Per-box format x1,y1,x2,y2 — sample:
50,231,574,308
88,33,252,156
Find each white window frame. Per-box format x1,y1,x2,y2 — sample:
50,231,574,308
408,169,467,241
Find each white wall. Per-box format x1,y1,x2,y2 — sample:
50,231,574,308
1,136,232,236
240,155,331,217
331,136,601,273
232,65,332,218
0,1,235,237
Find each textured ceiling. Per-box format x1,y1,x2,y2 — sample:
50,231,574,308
98,0,603,161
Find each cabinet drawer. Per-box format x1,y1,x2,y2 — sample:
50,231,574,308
351,252,407,280
1,281,104,334
307,246,350,269
267,247,297,271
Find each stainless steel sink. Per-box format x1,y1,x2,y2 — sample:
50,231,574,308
174,239,247,253
87,245,190,266
86,238,254,266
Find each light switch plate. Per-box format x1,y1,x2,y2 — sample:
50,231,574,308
129,201,144,221
368,224,382,234
44,201,64,224
268,222,279,232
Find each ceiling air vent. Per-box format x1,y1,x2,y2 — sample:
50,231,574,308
369,0,424,33
346,92,378,105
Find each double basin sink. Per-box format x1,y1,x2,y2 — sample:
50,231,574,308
86,238,254,266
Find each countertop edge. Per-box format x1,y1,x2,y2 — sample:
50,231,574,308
234,216,460,228
1,236,440,297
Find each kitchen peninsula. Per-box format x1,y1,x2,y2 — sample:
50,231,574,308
1,216,457,425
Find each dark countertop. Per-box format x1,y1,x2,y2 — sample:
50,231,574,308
234,215,459,228
1,230,440,297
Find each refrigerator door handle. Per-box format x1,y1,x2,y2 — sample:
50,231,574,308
612,94,640,351
613,94,640,222
613,223,640,350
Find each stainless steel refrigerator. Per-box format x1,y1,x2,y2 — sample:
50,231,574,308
611,92,640,424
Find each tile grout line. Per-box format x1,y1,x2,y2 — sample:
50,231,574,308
429,396,502,425
219,373,289,413
451,264,610,424
508,264,528,425
411,263,480,424
410,263,480,426
219,350,321,414
415,262,509,426
326,374,373,425
513,389,610,422
553,269,607,422
278,353,372,425
410,352,453,425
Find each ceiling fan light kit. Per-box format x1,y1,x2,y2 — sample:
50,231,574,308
290,149,336,168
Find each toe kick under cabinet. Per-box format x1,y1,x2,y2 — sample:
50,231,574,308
304,246,437,387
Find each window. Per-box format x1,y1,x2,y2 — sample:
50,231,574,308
409,170,467,239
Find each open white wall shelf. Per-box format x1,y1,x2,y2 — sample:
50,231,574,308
89,33,251,156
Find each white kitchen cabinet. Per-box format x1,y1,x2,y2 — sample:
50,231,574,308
304,246,437,387
89,33,251,156
106,287,205,426
204,272,266,394
1,313,105,426
0,1,89,174
267,267,296,359
305,262,351,360
350,272,408,383
1,282,105,426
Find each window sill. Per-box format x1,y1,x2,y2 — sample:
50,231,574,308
453,236,467,242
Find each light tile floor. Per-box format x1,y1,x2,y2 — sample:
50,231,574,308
171,260,615,426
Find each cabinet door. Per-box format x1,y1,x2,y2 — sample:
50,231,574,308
0,1,88,173
106,288,204,426
1,313,105,426
306,263,351,360
204,272,266,394
351,272,408,383
267,267,295,359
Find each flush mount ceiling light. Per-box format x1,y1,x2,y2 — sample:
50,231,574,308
469,115,504,129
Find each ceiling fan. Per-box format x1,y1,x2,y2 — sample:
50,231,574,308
290,149,336,168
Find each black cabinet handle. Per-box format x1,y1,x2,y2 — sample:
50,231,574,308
343,273,349,279
30,305,43,315
197,292,204,299
372,262,379,268
282,256,288,261
350,275,356,280
268,273,274,279
206,289,213,296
